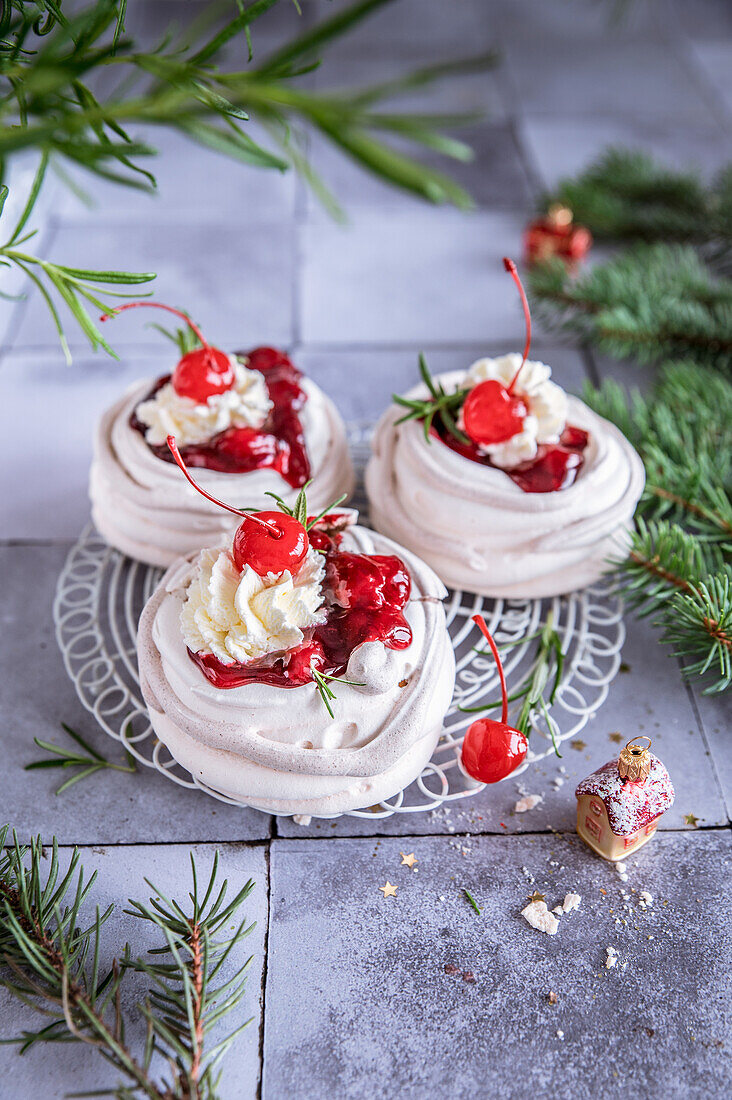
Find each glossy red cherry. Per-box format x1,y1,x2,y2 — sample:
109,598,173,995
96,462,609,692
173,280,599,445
232,510,308,575
462,379,527,446
461,615,528,784
461,258,535,449
172,346,235,402
462,719,528,784
166,436,307,578
100,301,234,405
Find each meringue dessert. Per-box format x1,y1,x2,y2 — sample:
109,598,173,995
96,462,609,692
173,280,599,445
366,260,644,599
90,302,354,567
137,451,455,817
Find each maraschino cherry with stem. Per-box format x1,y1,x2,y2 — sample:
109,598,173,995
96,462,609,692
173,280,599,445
100,301,235,404
461,258,533,448
166,435,308,576
461,615,528,784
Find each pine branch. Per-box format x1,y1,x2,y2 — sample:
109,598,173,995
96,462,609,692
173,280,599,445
539,147,732,269
583,362,732,539
583,364,732,694
530,245,732,372
0,827,257,1098
1,0,495,358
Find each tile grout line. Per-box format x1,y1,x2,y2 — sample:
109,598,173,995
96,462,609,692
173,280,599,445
6,824,727,851
681,674,731,825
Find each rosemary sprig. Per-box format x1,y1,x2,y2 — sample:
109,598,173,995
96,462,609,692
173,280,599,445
264,483,348,530
1,0,496,358
459,615,565,756
0,827,256,1098
463,888,482,914
311,669,366,718
25,722,137,794
0,157,155,362
393,353,470,444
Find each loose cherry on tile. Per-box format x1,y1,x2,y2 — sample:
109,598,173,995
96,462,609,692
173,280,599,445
100,301,235,403
166,435,308,577
461,615,528,784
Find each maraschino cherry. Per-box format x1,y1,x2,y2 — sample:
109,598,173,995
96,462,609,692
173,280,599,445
166,436,308,576
461,615,528,784
101,302,235,404
461,258,533,448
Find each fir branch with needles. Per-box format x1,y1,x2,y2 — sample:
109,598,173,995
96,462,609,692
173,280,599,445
583,362,732,694
26,721,136,794
393,352,471,443
0,826,256,1100
528,244,732,373
539,147,732,271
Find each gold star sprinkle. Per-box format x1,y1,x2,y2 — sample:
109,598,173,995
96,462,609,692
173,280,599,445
684,813,700,827
609,732,623,744
400,852,417,868
379,882,398,898
571,740,587,751
528,891,546,903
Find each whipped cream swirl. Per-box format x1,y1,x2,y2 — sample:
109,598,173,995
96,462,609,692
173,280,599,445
136,360,272,447
461,353,567,468
180,546,325,664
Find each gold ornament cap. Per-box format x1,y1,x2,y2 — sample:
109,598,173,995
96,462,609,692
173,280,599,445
618,736,652,782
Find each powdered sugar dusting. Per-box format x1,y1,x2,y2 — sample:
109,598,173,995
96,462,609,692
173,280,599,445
575,753,674,835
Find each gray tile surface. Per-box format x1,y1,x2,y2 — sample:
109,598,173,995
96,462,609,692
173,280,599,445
9,221,295,352
300,209,528,344
263,831,731,1100
0,544,271,843
0,842,268,1100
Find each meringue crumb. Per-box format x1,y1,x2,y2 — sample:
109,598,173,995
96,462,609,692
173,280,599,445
605,946,618,969
562,892,581,913
292,814,312,826
615,861,627,874
521,900,559,935
514,794,543,813
553,906,564,916
556,1029,565,1040
640,891,653,907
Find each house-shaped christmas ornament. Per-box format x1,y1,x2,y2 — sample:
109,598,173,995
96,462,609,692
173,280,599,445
575,737,674,861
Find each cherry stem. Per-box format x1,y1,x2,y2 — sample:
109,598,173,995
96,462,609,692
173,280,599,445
165,436,282,538
472,615,508,725
100,301,210,350
502,258,532,394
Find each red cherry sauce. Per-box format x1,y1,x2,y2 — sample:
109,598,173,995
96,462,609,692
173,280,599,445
130,347,310,489
434,417,589,494
188,518,413,690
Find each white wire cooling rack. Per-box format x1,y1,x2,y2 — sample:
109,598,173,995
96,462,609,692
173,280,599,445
53,426,625,820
